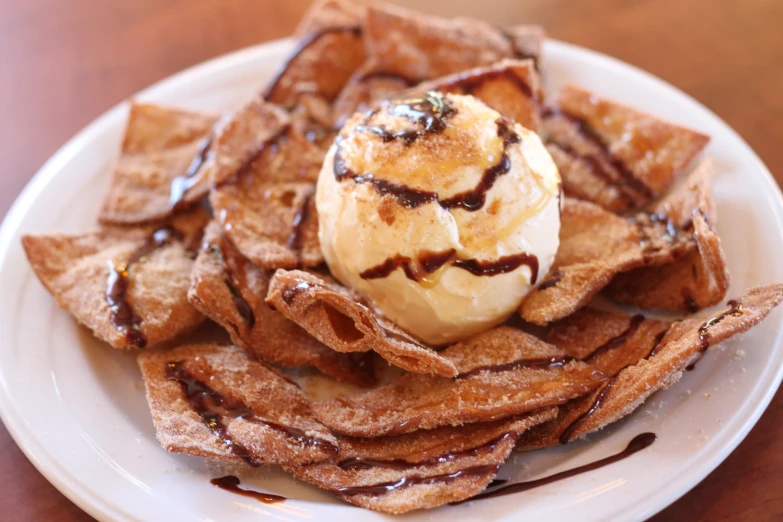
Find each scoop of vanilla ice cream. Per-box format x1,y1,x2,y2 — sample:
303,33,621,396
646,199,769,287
317,92,561,345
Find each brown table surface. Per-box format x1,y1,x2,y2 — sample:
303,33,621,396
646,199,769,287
1,0,782,520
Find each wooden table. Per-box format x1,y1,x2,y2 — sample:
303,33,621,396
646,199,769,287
1,0,781,520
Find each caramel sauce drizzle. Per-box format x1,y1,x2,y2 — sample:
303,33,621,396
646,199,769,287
206,238,256,328
169,135,214,209
210,475,286,503
541,107,653,205
263,25,363,102
106,226,180,348
165,361,337,466
337,432,515,471
457,432,657,502
287,191,313,265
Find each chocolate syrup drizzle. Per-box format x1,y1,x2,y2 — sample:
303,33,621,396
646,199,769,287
456,356,575,380
169,135,214,209
282,281,313,305
358,70,419,87
333,464,500,497
359,249,539,284
585,314,645,362
286,192,313,263
334,93,521,213
687,299,743,371
499,28,540,70
263,25,363,102
559,323,670,444
165,361,261,466
440,68,535,101
165,361,337,466
106,226,180,348
538,269,563,290
338,432,515,471
459,432,657,502
210,475,286,503
356,91,456,146
207,238,256,328
541,107,652,205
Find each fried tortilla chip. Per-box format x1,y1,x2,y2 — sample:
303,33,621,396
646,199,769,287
22,208,208,349
263,0,366,109
266,269,459,377
207,97,328,269
188,222,375,387
139,343,338,465
605,159,730,311
312,326,606,437
519,197,693,325
518,285,783,449
332,3,543,125
542,85,710,211
99,103,219,224
285,408,557,514
544,308,671,376
520,162,722,324
199,95,289,187
411,59,541,131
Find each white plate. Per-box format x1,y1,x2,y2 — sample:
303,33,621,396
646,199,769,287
1,37,782,522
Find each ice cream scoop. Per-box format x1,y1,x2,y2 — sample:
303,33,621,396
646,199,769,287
316,91,561,345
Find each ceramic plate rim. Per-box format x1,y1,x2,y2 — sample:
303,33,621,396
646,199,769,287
0,37,781,522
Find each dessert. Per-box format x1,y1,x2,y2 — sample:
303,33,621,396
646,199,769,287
188,222,376,387
542,85,710,211
99,103,219,224
23,206,209,348
139,343,338,465
266,269,460,377
318,91,561,344
18,0,783,515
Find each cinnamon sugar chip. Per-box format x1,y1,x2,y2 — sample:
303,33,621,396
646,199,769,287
206,97,330,269
263,0,366,109
99,103,219,224
411,59,541,131
22,208,209,349
605,159,730,311
199,95,289,187
542,85,710,211
519,196,694,325
332,2,543,125
139,343,338,465
188,222,375,387
284,408,557,514
312,326,606,437
518,285,783,450
265,269,458,377
545,308,671,376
